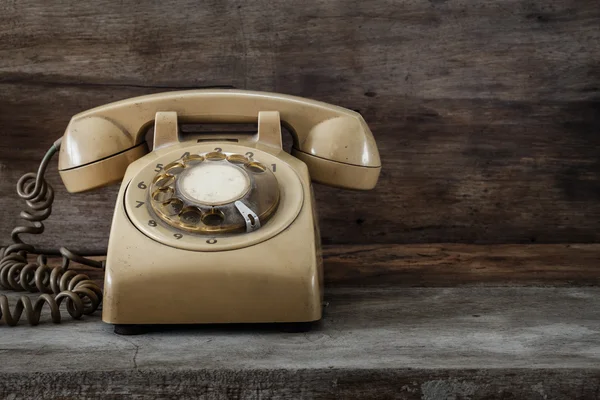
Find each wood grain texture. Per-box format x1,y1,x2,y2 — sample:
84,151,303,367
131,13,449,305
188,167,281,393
0,0,599,250
2,287,600,398
323,243,600,286
1,369,599,400
34,243,600,287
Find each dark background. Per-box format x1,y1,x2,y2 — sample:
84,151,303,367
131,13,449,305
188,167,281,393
1,0,599,252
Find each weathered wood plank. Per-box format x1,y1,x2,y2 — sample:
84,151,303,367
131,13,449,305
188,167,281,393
1,89,599,249
2,287,600,399
1,0,598,101
1,0,599,249
323,243,600,286
1,369,599,400
26,244,600,287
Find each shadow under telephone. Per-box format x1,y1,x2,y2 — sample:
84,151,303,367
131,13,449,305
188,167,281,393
0,90,381,334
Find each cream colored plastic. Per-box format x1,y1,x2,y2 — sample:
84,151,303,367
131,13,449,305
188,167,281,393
257,111,283,149
292,150,380,190
57,90,381,192
53,89,380,325
153,111,179,149
59,144,148,193
103,141,322,324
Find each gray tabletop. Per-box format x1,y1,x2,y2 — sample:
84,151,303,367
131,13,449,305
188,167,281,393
2,286,600,399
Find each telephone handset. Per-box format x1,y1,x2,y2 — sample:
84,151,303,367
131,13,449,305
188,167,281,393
0,90,381,332
59,90,380,192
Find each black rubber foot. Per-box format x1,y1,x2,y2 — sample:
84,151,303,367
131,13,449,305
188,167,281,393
114,324,149,335
278,322,314,333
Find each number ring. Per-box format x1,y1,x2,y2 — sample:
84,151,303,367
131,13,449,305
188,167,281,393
124,143,304,252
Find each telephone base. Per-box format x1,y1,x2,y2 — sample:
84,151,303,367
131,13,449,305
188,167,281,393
103,142,324,327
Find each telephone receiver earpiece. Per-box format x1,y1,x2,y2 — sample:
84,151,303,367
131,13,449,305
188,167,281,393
57,90,381,192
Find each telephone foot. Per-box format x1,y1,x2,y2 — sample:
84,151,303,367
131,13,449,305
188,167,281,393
278,322,314,333
113,324,149,335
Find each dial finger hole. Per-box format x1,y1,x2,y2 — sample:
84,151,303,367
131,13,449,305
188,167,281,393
183,154,204,166
246,161,266,173
179,206,202,226
152,187,174,203
164,161,185,175
153,174,175,188
162,198,184,216
205,152,226,161
202,209,225,226
227,154,249,165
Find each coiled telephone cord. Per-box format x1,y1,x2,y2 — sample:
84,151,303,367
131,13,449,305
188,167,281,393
0,139,104,326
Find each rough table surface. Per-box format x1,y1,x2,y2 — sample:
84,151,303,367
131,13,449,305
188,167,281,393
3,286,600,372
2,286,600,398
2,244,600,399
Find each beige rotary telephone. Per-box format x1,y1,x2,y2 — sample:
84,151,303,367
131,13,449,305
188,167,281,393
0,90,380,334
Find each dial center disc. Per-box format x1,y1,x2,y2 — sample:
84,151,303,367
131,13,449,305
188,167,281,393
177,163,250,206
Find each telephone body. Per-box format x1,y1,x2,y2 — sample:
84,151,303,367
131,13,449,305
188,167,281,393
3,90,380,330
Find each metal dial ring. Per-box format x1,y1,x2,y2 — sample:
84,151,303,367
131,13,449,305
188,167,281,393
148,151,279,234
124,143,304,252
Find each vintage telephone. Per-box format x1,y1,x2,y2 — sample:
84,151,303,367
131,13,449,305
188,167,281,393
0,90,380,333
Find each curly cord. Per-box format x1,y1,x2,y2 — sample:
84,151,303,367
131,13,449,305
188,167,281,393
0,139,104,326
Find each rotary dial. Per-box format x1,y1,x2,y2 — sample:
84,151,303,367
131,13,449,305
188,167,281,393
148,151,280,234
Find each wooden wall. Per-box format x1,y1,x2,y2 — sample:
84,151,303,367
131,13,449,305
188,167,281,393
0,0,599,252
